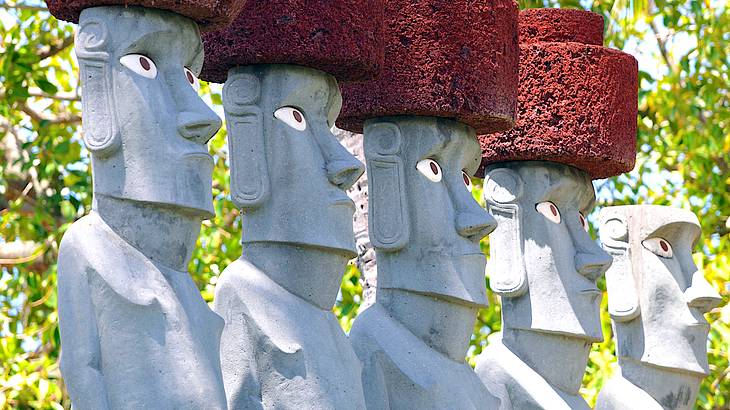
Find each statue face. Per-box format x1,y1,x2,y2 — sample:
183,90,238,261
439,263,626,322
224,65,364,256
76,6,221,217
600,205,722,375
484,162,612,341
365,117,496,305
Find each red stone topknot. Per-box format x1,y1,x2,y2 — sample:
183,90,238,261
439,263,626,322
200,0,385,84
45,0,248,31
478,8,639,179
336,0,520,135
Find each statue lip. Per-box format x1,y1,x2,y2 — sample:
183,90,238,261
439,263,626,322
687,321,711,331
580,287,602,295
184,151,214,163
331,197,356,211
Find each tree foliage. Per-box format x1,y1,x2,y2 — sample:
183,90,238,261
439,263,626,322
0,0,727,408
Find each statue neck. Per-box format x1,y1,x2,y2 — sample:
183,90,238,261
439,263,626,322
377,288,477,363
241,242,350,310
94,194,202,271
502,328,592,396
618,358,702,410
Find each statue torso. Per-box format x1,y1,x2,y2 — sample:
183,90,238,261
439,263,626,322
474,339,590,410
350,303,499,410
57,213,227,410
214,258,366,410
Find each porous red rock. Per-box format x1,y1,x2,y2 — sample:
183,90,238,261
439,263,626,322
519,8,604,46
200,0,385,84
45,0,248,31
336,0,519,135
478,8,638,179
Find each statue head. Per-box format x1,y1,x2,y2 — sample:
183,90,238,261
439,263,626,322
599,205,722,376
365,116,496,306
223,65,364,257
483,161,612,341
76,6,221,217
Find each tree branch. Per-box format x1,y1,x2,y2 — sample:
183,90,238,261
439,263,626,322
19,102,81,124
28,89,80,101
0,2,47,12
649,18,674,71
37,35,74,60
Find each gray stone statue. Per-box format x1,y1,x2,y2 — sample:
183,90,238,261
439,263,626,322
349,116,500,410
56,6,227,409
214,65,367,409
596,205,722,410
474,161,613,409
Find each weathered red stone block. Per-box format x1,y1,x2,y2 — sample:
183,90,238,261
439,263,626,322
200,0,385,84
45,0,248,31
478,8,638,179
519,8,603,46
336,0,519,135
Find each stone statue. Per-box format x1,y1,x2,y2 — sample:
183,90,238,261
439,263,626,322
336,1,518,407
213,65,367,410
347,117,500,409
596,205,722,410
474,161,613,409
199,2,383,407
475,9,637,408
55,6,229,409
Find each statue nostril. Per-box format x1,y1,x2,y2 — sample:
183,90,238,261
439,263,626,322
328,162,365,190
180,121,218,143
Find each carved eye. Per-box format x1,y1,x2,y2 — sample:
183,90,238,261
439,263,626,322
416,159,442,182
579,213,589,232
643,237,673,258
462,171,473,192
120,54,157,79
536,201,561,224
184,67,200,91
274,107,307,131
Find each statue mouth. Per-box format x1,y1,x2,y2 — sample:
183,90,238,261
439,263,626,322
183,152,214,166
331,198,356,211
686,321,711,332
580,288,602,296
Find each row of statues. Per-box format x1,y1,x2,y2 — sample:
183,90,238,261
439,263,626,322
44,0,722,409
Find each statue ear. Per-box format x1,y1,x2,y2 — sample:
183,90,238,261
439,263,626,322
75,19,120,157
223,71,269,209
363,121,409,251
483,168,528,297
599,213,640,322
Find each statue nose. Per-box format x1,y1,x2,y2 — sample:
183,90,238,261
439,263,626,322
575,246,613,281
456,210,497,243
685,271,723,313
327,158,365,190
177,112,222,144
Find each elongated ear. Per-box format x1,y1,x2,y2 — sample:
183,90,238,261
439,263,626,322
599,212,640,322
483,168,528,297
75,18,120,157
363,121,409,251
223,71,269,209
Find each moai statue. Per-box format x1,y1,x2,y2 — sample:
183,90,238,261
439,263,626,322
198,2,384,408
45,1,245,408
474,9,639,409
336,1,519,408
596,205,722,410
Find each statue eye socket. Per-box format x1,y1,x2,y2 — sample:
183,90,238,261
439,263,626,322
536,201,561,224
642,237,674,258
120,54,157,79
579,212,589,232
274,107,307,131
462,171,473,192
184,67,200,91
416,159,442,182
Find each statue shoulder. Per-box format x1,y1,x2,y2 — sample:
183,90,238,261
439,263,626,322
596,375,661,410
58,214,111,278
